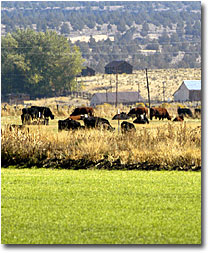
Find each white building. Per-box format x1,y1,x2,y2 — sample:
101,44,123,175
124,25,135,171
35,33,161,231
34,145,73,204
173,80,201,102
90,91,144,107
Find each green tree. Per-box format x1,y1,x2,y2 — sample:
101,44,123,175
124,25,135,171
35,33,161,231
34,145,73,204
1,29,84,97
60,23,70,35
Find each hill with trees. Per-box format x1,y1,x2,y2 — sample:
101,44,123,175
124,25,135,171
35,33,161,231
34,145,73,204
1,1,201,73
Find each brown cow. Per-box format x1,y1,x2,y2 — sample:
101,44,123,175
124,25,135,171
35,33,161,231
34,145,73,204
70,107,94,117
69,115,83,120
127,107,148,118
150,107,171,120
173,115,184,122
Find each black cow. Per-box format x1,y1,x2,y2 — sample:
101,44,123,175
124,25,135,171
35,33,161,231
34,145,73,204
133,114,149,124
121,121,136,133
112,112,130,120
21,112,32,125
31,106,54,120
178,107,193,118
83,116,115,131
58,118,83,131
194,108,201,118
22,106,54,125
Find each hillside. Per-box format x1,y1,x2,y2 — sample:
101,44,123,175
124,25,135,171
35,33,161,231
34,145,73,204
1,1,201,72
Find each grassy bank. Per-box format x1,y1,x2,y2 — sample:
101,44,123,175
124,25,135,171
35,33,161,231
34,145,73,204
1,168,201,244
1,119,201,170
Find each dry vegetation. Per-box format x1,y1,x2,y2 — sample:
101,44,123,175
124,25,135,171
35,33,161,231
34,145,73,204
1,68,201,170
1,115,201,170
78,68,201,101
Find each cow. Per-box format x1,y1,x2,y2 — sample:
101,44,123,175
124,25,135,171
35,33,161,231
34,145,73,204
133,114,149,124
22,106,54,125
177,107,193,118
150,107,171,120
83,116,115,131
22,107,38,121
21,113,32,125
194,108,201,118
173,115,184,122
31,106,54,120
58,118,83,131
69,115,84,121
194,108,201,114
70,107,94,117
127,107,148,118
121,121,136,133
112,112,130,120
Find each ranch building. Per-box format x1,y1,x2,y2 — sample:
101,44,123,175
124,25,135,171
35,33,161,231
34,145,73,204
90,91,144,107
173,80,201,102
105,61,133,74
2,93,30,105
81,67,96,77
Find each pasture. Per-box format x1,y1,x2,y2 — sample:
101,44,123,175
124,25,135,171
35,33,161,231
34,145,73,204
1,168,201,244
1,95,201,244
1,110,201,170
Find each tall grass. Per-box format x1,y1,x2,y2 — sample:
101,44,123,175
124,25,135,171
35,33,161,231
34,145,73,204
1,122,201,170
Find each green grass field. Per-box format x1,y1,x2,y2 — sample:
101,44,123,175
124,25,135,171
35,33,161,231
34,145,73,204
1,168,201,244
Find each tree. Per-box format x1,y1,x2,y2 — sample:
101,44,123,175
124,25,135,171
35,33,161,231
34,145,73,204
1,29,84,97
60,23,70,35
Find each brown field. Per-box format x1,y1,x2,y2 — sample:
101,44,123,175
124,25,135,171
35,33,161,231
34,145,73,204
1,106,201,170
78,68,201,101
1,68,201,170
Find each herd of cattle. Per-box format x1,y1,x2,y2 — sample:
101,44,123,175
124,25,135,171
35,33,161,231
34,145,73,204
15,105,201,134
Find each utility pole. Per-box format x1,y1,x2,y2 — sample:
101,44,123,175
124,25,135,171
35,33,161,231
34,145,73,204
137,81,140,102
115,67,118,108
145,68,151,111
162,81,166,102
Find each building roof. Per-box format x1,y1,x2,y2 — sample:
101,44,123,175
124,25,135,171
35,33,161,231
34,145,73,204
183,80,201,90
105,61,132,68
91,91,144,104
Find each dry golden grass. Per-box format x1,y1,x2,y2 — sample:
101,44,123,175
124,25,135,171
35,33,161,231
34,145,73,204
1,115,201,170
78,68,201,101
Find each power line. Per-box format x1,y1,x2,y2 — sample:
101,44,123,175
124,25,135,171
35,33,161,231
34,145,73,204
1,40,201,50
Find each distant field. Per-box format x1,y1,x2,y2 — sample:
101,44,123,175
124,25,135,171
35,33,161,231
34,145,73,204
77,68,201,101
1,168,201,244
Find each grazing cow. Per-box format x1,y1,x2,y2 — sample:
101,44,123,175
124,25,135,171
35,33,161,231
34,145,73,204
69,115,83,120
194,108,201,114
21,113,32,125
194,108,201,118
150,107,171,120
31,106,54,120
121,121,136,133
133,114,149,124
177,107,193,118
173,115,184,122
58,118,83,131
22,106,54,125
83,116,115,131
70,107,94,117
112,112,130,120
127,107,148,118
